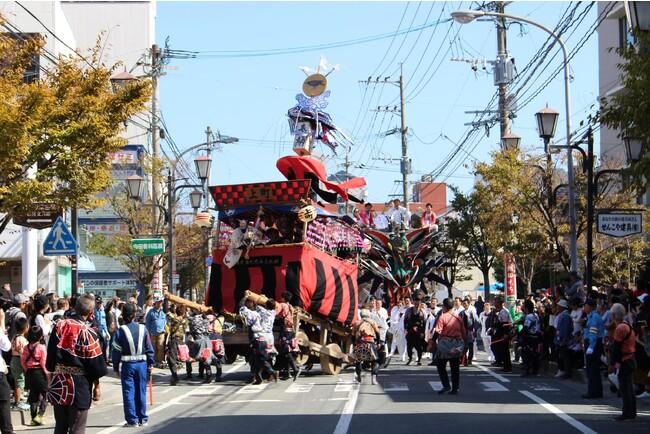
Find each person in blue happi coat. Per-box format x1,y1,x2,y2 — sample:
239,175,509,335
112,303,154,427
582,298,605,399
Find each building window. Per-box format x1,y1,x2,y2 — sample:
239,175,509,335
3,32,41,83
618,17,635,48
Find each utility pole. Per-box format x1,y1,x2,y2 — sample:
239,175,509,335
493,1,517,306
362,68,410,208
149,44,164,297
399,64,409,209
496,1,511,139
150,44,162,220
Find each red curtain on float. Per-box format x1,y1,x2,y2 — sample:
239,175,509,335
206,244,359,326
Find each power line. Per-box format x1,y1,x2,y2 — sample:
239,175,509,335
15,1,96,70
187,17,453,58
378,1,423,77
369,2,411,78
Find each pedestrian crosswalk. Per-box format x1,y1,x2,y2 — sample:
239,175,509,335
480,381,509,392
285,382,315,393
231,377,516,395
236,382,269,394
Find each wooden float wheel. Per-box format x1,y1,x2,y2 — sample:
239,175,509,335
320,343,343,375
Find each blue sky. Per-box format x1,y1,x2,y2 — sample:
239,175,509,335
157,1,600,204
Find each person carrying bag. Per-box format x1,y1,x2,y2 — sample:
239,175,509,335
434,298,467,395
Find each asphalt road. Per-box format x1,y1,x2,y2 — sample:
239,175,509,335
14,352,650,434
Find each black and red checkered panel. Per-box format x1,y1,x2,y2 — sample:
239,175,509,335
209,179,311,210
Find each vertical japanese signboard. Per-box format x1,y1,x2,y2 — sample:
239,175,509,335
504,253,517,306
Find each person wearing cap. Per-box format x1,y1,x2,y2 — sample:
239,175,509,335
112,303,154,427
6,293,28,341
145,295,166,369
554,299,573,379
582,298,605,399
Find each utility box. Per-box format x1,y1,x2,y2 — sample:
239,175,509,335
493,55,515,85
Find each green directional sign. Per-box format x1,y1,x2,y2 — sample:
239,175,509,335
131,238,165,256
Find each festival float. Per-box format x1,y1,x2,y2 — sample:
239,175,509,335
200,59,367,374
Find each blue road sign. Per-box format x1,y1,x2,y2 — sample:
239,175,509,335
43,216,78,256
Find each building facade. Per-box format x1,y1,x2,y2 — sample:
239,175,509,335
597,0,649,206
0,0,155,296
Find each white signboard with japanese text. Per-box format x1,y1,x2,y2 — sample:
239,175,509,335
597,213,643,238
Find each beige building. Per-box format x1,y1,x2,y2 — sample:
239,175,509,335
0,0,155,295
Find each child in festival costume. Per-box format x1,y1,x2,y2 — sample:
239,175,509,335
21,326,49,426
10,317,29,411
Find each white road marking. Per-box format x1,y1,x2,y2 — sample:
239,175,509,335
480,381,509,392
335,378,355,393
96,361,246,434
285,382,314,393
474,363,511,383
225,361,246,374
333,382,360,434
530,385,561,392
189,385,223,395
236,382,269,394
224,399,283,403
428,381,443,391
520,390,598,434
383,382,409,392
159,388,173,394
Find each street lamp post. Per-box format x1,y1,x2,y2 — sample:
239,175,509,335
452,9,579,272
536,106,560,211
126,173,203,295
501,132,521,151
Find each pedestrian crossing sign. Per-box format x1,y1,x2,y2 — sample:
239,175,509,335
43,216,78,256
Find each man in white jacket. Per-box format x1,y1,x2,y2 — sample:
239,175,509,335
388,300,407,361
478,302,495,363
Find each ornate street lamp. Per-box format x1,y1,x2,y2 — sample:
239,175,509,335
535,105,559,152
501,132,521,151
126,175,144,200
109,70,138,92
189,190,203,210
624,137,644,163
626,1,650,32
535,106,559,139
194,155,212,182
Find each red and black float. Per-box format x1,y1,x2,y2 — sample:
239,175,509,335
200,61,367,374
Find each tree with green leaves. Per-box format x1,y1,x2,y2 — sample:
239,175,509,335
599,30,650,188
474,146,648,289
0,20,151,234
446,187,507,299
86,178,167,292
433,231,471,298
174,222,208,300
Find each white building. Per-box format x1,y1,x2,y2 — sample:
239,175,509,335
597,0,649,206
0,0,155,296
